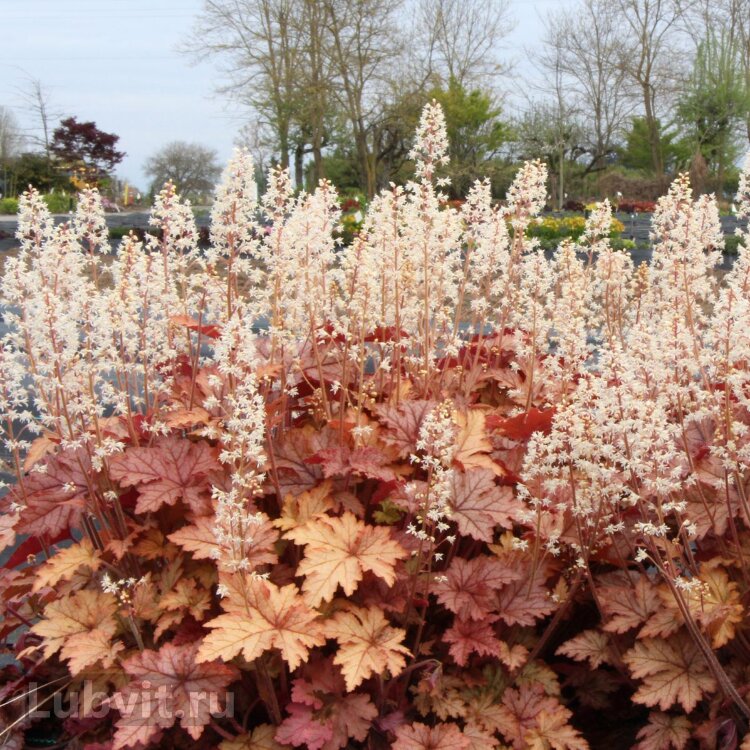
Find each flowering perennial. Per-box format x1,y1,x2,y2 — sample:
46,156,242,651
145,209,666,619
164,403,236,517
1,102,750,749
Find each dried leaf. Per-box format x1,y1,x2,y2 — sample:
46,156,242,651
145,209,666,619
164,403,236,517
0,510,19,555
61,628,125,675
634,712,691,750
495,686,567,750
31,589,118,660
599,573,659,633
160,579,212,621
163,407,213,429
32,540,101,592
454,409,504,475
274,482,334,532
220,725,290,750
498,642,529,671
523,710,588,750
168,513,278,569
462,723,502,750
393,722,471,750
23,433,58,471
556,630,613,669
685,566,743,648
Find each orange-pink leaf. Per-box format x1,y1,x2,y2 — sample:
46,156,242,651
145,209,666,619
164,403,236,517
113,641,237,749
109,436,218,514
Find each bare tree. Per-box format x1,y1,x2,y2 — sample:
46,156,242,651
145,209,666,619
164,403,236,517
0,106,24,164
415,0,513,87
517,51,585,210
0,106,24,197
540,0,635,173
144,141,223,198
294,0,332,183
322,0,405,197
615,0,692,176
18,77,62,158
188,0,304,172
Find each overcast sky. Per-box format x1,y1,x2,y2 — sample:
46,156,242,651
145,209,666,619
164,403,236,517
0,0,567,191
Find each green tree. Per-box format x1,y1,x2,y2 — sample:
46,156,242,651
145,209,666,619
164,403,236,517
10,152,70,195
428,78,510,196
615,0,687,178
677,28,750,191
620,116,689,173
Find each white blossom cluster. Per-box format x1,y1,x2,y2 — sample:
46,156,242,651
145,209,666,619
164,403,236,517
209,308,269,571
3,100,750,587
405,401,457,548
520,155,750,578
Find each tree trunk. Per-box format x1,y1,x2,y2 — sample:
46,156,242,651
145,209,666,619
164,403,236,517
278,125,290,171
353,128,375,199
717,135,726,199
312,134,324,183
294,143,305,190
642,84,663,177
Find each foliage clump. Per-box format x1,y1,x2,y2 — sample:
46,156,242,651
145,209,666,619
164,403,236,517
2,103,750,749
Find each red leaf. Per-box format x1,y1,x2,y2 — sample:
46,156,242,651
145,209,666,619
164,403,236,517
494,570,556,627
3,528,71,569
13,448,92,537
364,326,409,343
307,446,396,482
277,667,378,749
274,427,328,496
486,407,556,441
109,436,218,514
112,641,237,749
274,704,334,750
375,400,439,459
450,469,519,542
444,617,502,666
170,314,221,339
434,556,521,620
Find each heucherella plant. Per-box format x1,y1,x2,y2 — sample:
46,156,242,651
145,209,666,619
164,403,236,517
2,102,750,750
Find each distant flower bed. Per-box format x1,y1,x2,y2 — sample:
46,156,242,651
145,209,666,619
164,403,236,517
617,199,657,213
527,214,625,242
